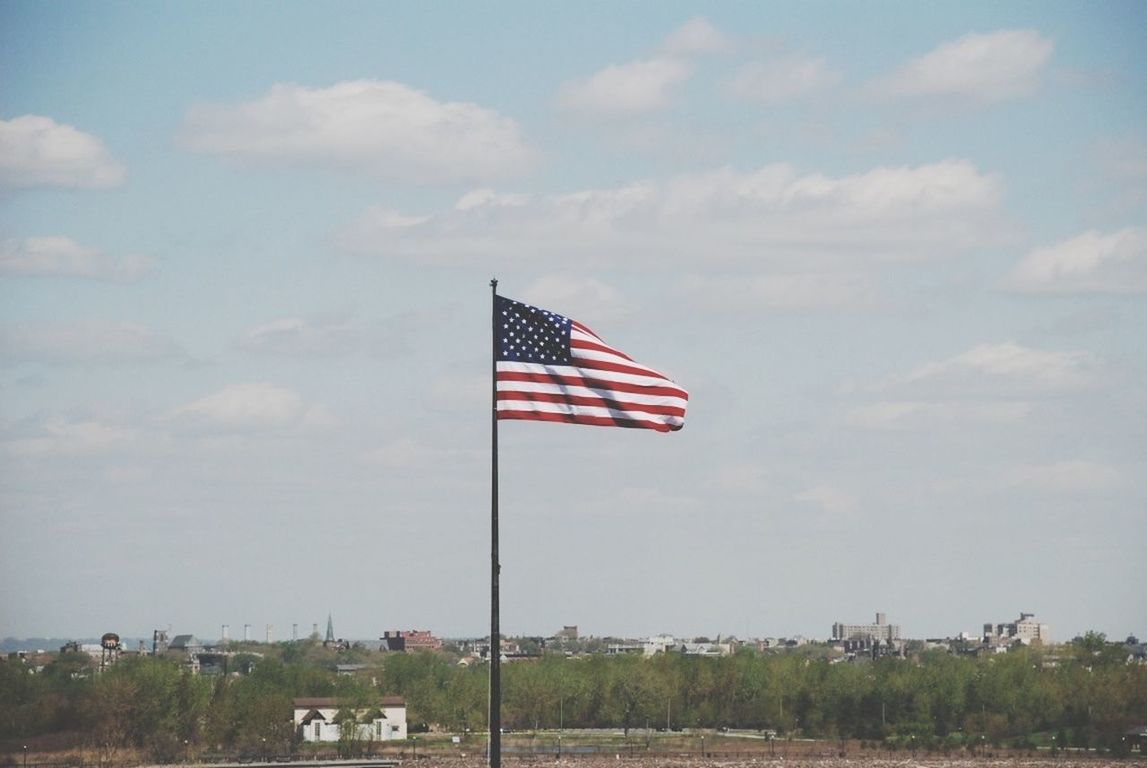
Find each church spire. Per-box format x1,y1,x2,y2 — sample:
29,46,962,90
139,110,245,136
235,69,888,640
325,613,334,644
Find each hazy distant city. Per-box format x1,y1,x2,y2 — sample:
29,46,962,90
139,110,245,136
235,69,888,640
8,609,1144,661
5,606,1145,759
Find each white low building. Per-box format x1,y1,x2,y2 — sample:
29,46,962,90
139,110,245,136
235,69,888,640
292,697,406,743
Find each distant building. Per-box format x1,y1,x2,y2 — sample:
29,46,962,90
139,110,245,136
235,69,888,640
556,625,579,640
168,634,204,654
643,634,677,656
673,641,732,657
293,696,406,743
983,612,1049,647
606,643,643,655
842,637,905,659
381,630,441,652
832,612,901,642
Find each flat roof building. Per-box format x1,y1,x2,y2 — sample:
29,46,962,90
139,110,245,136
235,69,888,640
832,612,901,642
983,612,1049,646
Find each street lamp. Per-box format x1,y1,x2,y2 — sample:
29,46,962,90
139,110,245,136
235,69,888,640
22,746,27,768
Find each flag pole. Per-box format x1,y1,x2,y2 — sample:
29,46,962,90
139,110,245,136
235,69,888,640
488,277,501,768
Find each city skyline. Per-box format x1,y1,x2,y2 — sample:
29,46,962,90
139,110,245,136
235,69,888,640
4,608,1127,650
2,3,1145,643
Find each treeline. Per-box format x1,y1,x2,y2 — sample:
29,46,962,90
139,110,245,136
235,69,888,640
2,635,1144,760
396,640,1145,751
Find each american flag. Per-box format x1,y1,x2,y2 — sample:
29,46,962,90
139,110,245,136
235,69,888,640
494,295,688,432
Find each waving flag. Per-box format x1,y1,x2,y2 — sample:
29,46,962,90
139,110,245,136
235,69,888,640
494,295,688,432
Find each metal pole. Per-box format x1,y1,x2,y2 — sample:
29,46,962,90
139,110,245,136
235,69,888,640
489,278,501,768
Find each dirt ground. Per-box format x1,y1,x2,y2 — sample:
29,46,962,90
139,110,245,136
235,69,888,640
405,759,1135,768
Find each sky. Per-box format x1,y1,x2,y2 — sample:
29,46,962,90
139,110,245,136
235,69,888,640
1,1,1145,645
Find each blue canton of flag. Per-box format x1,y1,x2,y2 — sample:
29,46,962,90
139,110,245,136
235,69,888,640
494,295,688,432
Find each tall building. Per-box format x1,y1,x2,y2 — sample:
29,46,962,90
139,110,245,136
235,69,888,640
983,612,1049,646
832,612,901,642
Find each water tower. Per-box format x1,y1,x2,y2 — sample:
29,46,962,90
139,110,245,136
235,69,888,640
100,632,122,672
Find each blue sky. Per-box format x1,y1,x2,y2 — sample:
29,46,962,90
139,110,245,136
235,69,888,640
1,1,1144,643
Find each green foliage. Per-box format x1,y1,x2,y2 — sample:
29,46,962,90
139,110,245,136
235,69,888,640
3,636,1146,756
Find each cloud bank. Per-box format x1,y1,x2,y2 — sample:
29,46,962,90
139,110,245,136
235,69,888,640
1005,227,1147,294
1,321,187,366
556,18,728,118
1,236,150,280
180,80,538,184
867,29,1054,104
341,160,1005,263
557,57,692,116
167,383,335,433
0,115,126,189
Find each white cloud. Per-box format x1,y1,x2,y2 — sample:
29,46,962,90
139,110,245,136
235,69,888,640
728,55,840,104
168,382,335,432
846,400,1031,430
554,17,730,118
903,342,1094,393
238,316,359,357
0,115,126,188
3,417,139,458
0,236,150,280
341,160,1004,264
455,188,530,212
557,57,692,117
867,29,1053,104
1008,460,1121,493
1004,227,1147,294
660,17,730,55
0,321,186,365
179,80,537,184
677,272,874,312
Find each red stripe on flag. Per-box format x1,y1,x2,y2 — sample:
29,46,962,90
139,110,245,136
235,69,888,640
497,390,687,418
565,354,675,381
496,370,688,399
497,408,680,432
570,336,635,363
